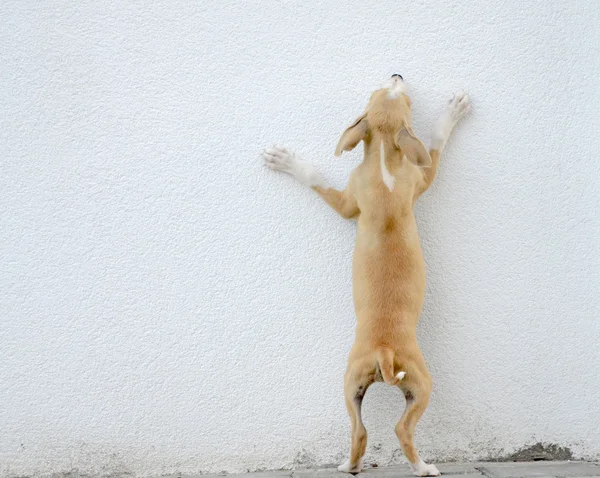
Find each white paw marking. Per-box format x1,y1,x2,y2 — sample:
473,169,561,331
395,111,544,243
396,371,406,380
338,458,363,474
380,141,394,192
410,459,440,477
431,90,471,152
262,146,328,189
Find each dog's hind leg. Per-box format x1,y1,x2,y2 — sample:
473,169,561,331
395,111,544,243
395,360,440,477
338,360,373,474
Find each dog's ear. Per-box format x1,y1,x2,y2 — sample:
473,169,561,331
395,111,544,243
335,114,368,156
395,121,432,168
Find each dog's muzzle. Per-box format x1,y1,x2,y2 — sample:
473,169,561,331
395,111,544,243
386,74,406,98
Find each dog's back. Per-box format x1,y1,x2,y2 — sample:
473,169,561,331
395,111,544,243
352,136,426,314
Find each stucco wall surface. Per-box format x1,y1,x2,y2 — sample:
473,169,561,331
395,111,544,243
1,1,600,477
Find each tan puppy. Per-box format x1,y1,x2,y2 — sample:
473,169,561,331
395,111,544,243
262,75,470,477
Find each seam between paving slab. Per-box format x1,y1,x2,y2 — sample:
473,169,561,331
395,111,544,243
475,465,491,478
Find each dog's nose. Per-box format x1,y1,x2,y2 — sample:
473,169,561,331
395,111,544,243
391,74,403,81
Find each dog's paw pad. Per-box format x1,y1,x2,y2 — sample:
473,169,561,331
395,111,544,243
412,463,440,477
338,458,363,474
262,146,296,172
447,91,471,121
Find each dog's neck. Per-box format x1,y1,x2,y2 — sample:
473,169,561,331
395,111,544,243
360,135,421,208
361,135,406,167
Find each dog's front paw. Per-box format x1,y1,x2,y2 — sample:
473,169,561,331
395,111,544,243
432,91,471,151
411,461,440,477
445,90,471,123
261,146,327,188
262,145,297,173
337,458,363,474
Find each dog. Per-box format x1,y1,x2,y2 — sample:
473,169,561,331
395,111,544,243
262,75,470,476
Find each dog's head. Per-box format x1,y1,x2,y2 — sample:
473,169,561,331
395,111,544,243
334,75,431,167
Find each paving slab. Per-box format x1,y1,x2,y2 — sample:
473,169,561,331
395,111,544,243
292,469,345,478
478,461,600,478
357,465,413,477
177,462,600,478
242,473,293,478
355,463,482,477
437,463,484,475
198,472,292,478
356,465,414,478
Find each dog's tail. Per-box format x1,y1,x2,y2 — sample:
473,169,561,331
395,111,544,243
376,347,406,386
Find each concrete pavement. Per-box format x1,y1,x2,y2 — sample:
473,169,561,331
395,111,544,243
187,462,600,478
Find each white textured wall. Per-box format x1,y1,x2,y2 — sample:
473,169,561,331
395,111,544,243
2,1,600,477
